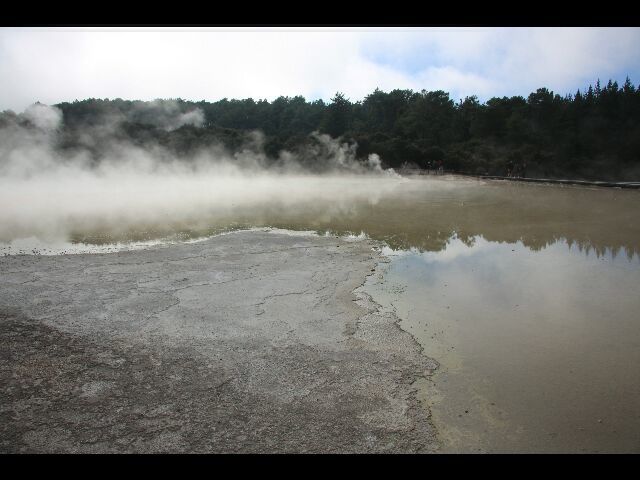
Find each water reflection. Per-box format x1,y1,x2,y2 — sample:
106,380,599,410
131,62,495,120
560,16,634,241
363,231,640,452
62,176,640,261
382,234,640,264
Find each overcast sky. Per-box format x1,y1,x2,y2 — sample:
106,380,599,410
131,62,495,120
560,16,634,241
1,27,639,111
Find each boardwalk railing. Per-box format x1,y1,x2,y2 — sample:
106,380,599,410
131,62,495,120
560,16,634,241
397,169,640,189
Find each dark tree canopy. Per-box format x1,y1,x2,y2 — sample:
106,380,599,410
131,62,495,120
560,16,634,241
27,78,640,181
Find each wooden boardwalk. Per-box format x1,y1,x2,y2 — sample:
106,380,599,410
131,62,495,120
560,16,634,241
459,174,640,189
397,169,640,189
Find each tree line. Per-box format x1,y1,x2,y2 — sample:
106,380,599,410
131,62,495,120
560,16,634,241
50,78,640,180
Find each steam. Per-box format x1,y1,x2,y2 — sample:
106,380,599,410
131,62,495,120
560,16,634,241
22,103,63,132
0,102,402,247
128,99,205,131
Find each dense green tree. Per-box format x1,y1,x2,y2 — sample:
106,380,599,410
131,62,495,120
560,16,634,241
46,78,640,181
320,92,352,137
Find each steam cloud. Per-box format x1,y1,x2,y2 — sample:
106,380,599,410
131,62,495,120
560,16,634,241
128,99,205,131
1,103,403,246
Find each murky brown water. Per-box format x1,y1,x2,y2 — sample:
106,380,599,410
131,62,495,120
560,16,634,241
352,176,640,452
3,174,639,452
4,174,638,255
64,173,640,257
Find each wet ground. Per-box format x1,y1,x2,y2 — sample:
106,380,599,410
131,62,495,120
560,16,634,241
0,230,437,453
1,175,639,452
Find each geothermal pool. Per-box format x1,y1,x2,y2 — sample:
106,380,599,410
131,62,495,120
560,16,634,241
2,174,639,452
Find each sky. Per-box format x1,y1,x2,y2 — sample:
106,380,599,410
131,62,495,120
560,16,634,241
1,27,639,111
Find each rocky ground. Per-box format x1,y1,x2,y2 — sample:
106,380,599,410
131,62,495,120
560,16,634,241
0,230,438,453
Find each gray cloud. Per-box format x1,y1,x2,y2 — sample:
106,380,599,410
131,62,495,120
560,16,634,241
1,28,639,111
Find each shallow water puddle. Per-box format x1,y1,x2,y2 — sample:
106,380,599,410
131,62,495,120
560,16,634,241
363,235,640,452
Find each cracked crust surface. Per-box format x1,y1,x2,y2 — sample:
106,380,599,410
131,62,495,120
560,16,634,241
0,230,438,453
